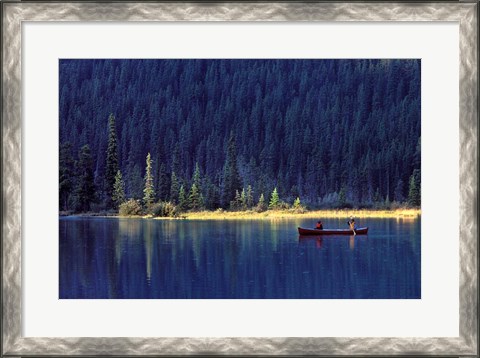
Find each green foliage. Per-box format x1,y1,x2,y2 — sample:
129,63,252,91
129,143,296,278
178,185,187,211
188,183,203,211
105,114,119,209
240,188,247,210
338,187,347,208
193,162,202,191
59,142,74,211
408,169,421,207
255,193,267,212
292,197,307,213
149,201,178,217
223,134,242,207
157,163,169,201
293,197,301,208
112,170,126,209
143,152,155,207
119,199,143,216
126,163,143,200
230,189,242,211
60,60,421,211
246,185,254,209
268,187,280,209
170,172,179,204
74,145,96,212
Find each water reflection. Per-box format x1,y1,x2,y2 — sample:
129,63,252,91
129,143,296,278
59,217,421,299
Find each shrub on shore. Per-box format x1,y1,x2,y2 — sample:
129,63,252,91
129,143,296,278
149,201,178,218
119,199,142,216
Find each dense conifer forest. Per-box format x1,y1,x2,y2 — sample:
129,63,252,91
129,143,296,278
59,59,421,214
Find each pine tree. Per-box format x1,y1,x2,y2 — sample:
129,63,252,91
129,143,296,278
59,142,74,211
112,170,126,209
240,188,247,210
222,134,242,207
105,114,119,209
74,145,96,212
178,185,187,211
256,193,267,212
170,172,179,204
188,183,203,211
408,169,421,207
269,187,280,209
293,197,301,209
193,162,202,191
246,185,254,209
157,163,169,201
143,152,155,207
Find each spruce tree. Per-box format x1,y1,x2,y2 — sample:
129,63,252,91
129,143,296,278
240,188,247,210
408,169,421,207
74,145,96,212
193,162,202,190
231,189,242,210
269,187,280,209
170,172,179,204
222,134,242,207
157,163,169,201
188,183,203,211
59,142,74,211
256,193,267,212
293,197,301,209
178,185,187,211
105,114,119,209
143,152,155,207
112,170,126,209
246,185,254,209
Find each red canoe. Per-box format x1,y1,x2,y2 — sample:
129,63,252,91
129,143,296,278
298,227,368,235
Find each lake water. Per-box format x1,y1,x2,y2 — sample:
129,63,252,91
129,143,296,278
59,217,421,299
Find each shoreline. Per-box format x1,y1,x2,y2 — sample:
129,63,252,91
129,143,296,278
61,208,421,220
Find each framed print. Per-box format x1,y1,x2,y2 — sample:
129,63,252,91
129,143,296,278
2,1,478,356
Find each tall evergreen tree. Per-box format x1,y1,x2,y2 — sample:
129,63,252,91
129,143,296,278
74,145,96,212
188,183,203,211
408,169,421,207
112,170,126,208
143,152,155,207
240,188,247,210
222,134,242,207
256,193,267,212
105,114,119,208
157,163,169,201
170,172,179,204
193,162,202,190
269,187,280,209
178,185,187,211
59,142,74,211
246,185,254,209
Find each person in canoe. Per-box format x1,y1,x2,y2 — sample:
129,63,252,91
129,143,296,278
315,221,324,230
347,216,357,235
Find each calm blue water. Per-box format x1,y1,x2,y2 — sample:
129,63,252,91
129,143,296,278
59,217,421,299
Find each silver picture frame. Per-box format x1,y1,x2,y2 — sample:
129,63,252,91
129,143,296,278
2,1,478,356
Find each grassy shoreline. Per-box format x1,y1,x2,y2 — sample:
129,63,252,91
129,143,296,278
63,208,420,220
177,208,420,220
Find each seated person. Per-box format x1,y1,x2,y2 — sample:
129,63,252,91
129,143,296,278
315,221,323,230
347,216,357,229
